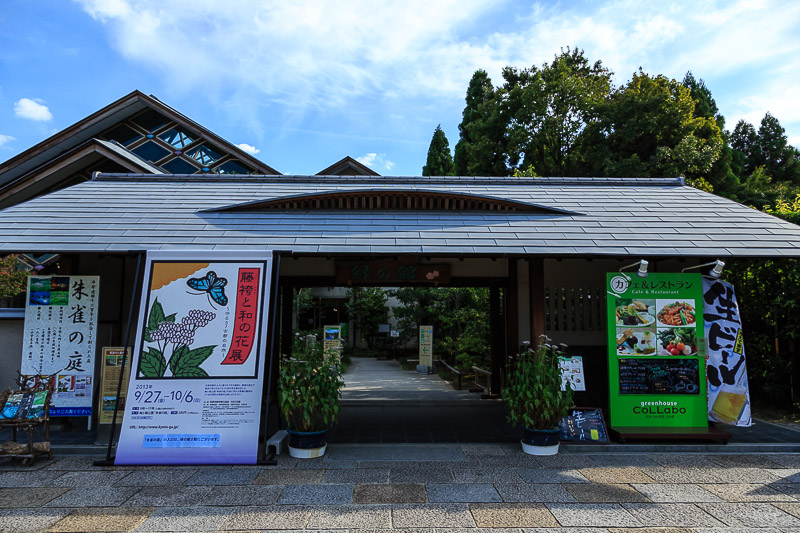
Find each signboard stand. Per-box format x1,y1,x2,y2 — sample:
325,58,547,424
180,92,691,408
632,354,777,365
606,272,730,443
417,325,433,374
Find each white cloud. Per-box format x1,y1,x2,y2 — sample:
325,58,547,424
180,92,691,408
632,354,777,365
236,143,260,155
75,0,800,144
0,134,15,148
14,98,53,121
356,153,395,172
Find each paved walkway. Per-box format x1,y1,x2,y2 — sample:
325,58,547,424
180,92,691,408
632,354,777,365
3,447,800,531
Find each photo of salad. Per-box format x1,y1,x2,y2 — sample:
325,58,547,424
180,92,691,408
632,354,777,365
657,327,698,356
615,298,655,327
656,300,696,327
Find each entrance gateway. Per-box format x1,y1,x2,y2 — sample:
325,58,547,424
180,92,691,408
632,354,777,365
1,173,800,462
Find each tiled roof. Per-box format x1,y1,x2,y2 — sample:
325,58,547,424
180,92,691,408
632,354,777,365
0,174,798,257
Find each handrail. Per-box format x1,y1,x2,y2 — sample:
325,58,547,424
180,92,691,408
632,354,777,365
471,366,492,393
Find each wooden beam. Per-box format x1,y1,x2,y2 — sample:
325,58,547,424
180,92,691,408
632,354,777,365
506,258,519,357
489,286,504,395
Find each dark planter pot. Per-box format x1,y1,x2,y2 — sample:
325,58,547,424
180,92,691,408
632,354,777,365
522,427,560,446
287,428,327,449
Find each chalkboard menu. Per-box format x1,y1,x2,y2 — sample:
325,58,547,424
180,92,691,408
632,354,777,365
559,407,609,443
618,358,700,395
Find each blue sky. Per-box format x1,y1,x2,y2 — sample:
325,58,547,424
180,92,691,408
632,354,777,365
1,0,799,176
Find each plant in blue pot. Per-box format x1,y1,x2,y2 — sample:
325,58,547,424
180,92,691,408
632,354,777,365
503,336,574,455
278,349,344,458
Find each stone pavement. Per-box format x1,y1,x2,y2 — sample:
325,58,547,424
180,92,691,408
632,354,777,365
3,445,800,531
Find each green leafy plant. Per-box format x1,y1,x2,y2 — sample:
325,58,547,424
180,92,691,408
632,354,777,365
0,254,28,300
278,352,344,432
503,336,574,429
139,298,217,378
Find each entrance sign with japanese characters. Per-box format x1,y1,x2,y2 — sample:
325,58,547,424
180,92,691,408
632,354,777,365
21,276,99,416
419,325,433,367
702,278,751,426
115,252,271,465
607,273,708,428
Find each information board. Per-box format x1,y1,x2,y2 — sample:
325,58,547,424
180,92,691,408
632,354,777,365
98,348,131,425
115,252,271,465
607,272,708,428
558,407,609,443
21,275,99,416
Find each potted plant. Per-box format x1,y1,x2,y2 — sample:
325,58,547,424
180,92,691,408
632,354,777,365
278,349,344,458
503,336,574,455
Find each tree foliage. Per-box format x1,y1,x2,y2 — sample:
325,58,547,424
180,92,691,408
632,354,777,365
344,287,388,349
422,125,454,176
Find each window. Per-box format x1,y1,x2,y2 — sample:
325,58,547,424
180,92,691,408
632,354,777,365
101,124,142,147
213,160,253,175
158,127,195,149
187,144,223,166
131,109,168,132
132,141,170,163
161,157,199,174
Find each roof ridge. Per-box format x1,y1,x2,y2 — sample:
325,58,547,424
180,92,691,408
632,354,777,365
92,173,685,186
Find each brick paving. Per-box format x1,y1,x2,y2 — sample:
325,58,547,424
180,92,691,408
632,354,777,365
3,447,800,531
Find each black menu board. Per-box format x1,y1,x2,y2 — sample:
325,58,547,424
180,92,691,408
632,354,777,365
618,358,700,395
559,407,609,443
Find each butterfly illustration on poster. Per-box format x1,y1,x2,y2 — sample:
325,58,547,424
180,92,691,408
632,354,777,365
186,270,228,308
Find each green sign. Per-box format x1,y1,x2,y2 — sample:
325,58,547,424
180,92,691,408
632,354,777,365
606,272,707,428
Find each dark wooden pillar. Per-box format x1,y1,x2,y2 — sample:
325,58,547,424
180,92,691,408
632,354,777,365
489,285,504,395
506,259,519,357
279,284,293,358
529,257,546,346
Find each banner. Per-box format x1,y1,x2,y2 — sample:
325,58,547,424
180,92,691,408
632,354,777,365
21,276,99,416
115,252,271,465
323,325,342,362
702,278,751,426
607,272,708,428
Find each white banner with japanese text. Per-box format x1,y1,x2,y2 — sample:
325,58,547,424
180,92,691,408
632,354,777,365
115,252,272,465
21,276,99,416
702,278,752,426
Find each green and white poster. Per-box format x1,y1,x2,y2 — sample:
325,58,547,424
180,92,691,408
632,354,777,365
607,272,707,428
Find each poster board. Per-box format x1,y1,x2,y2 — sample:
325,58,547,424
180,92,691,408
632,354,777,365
607,272,707,428
323,325,342,362
558,407,609,443
558,355,585,392
115,252,271,465
21,275,99,416
98,348,131,425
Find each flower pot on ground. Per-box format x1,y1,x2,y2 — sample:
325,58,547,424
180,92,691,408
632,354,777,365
503,336,574,455
278,351,344,458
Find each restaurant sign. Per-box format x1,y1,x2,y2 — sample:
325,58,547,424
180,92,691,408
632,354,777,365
606,272,708,428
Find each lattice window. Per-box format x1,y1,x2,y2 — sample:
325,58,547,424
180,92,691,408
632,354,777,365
544,287,604,332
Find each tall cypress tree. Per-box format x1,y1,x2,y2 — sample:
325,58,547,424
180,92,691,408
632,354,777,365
454,70,496,175
422,125,454,176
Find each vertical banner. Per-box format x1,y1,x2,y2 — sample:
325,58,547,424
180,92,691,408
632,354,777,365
98,348,131,425
607,273,707,428
419,325,433,367
702,278,752,426
115,252,271,465
21,275,100,416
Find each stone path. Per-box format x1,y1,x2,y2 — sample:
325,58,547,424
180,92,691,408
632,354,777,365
3,446,800,531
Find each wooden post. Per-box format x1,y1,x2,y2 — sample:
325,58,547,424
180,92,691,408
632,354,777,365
489,285,504,395
506,259,519,357
529,257,545,346
280,284,293,358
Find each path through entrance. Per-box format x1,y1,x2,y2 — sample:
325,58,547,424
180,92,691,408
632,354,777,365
328,357,516,443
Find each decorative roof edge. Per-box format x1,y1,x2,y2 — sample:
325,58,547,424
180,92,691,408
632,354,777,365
92,173,685,187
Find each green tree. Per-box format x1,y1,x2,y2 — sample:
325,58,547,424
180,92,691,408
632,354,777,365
755,112,800,183
422,125,455,176
587,69,723,187
454,70,508,176
731,119,758,176
0,254,27,300
682,71,738,193
504,48,612,176
344,287,388,349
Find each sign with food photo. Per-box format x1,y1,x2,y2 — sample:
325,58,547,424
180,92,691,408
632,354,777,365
606,272,708,428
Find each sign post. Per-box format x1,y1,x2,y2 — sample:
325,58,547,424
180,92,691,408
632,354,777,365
115,252,271,465
21,275,100,419
418,325,433,374
323,325,342,363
